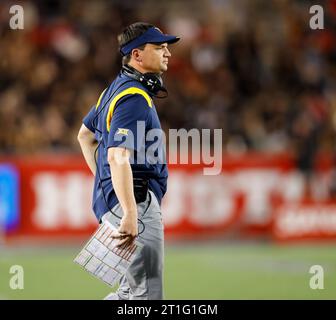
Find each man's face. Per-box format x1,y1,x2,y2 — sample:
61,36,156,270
139,43,171,74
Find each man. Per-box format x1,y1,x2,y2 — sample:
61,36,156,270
77,22,179,300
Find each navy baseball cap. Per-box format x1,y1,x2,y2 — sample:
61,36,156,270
120,27,180,56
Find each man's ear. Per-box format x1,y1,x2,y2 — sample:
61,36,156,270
131,48,142,63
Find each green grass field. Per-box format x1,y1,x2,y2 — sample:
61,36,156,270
0,243,335,300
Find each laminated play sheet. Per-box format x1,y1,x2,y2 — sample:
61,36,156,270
74,220,143,287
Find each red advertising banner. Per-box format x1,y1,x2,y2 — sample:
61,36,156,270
1,155,97,239
1,153,336,242
272,198,336,242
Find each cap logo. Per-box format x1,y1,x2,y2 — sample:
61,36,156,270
154,27,163,33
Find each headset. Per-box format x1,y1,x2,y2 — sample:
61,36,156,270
121,64,168,98
91,65,168,236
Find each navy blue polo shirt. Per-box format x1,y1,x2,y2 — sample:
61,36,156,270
83,72,168,222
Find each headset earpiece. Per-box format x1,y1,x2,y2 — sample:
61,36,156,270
121,65,168,98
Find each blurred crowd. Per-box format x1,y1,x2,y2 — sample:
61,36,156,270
0,0,336,174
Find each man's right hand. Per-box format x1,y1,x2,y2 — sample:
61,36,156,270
110,211,138,248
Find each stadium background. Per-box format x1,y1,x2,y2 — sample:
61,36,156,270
1,0,336,299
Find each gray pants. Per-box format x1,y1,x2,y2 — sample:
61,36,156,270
101,190,164,300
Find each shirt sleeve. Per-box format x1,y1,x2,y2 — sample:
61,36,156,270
82,105,96,133
107,94,150,152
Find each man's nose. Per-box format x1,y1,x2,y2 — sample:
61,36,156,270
164,47,171,57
